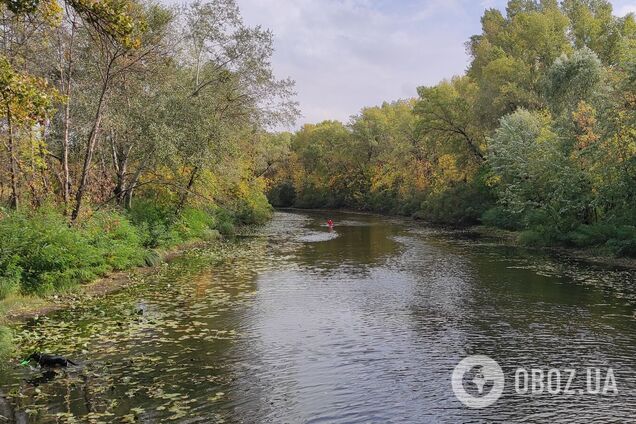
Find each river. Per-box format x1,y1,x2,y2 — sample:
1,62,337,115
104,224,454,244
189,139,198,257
1,211,636,422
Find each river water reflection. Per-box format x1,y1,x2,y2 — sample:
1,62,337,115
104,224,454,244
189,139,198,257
1,211,636,422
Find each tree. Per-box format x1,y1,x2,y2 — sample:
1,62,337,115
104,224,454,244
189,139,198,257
488,109,591,231
544,47,603,115
415,76,485,162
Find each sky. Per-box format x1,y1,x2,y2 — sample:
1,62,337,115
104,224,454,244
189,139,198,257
228,0,636,128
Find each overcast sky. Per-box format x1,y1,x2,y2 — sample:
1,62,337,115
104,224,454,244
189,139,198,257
231,0,636,128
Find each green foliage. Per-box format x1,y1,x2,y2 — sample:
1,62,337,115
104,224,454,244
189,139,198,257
174,208,216,241
267,181,296,207
565,224,636,256
233,186,273,225
126,200,181,248
81,211,146,271
213,208,236,236
544,47,603,114
0,200,267,300
266,1,635,257
2,0,40,15
0,209,147,296
482,206,523,230
0,209,102,295
415,180,494,226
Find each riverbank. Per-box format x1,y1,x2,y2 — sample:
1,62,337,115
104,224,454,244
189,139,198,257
0,202,271,363
0,237,221,363
0,239,208,323
468,225,636,270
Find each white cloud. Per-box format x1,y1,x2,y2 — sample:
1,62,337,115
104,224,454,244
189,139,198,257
237,0,472,128
232,0,631,128
618,4,636,15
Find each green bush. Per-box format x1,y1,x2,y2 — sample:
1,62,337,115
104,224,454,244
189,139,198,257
0,208,150,297
174,207,216,240
482,206,523,230
607,238,636,257
565,224,636,257
0,197,272,301
126,200,180,248
268,181,296,207
235,197,272,225
0,260,21,299
415,181,494,226
0,209,103,295
81,211,146,271
365,190,399,214
294,183,330,209
214,209,236,236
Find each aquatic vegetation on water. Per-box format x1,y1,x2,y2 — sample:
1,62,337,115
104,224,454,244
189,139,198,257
0,326,12,364
2,212,636,423
0,237,273,422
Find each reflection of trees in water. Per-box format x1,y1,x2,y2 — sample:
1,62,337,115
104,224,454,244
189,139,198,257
1,369,100,422
0,389,17,423
294,215,405,275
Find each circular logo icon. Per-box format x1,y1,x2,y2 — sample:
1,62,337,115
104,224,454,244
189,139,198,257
452,355,505,409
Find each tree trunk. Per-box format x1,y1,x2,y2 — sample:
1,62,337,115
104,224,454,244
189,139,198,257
55,19,77,212
6,106,19,210
176,166,198,215
122,152,153,209
61,69,73,209
59,21,77,213
71,75,109,222
111,136,131,206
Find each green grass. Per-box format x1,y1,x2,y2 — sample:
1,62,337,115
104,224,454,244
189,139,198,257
0,200,267,302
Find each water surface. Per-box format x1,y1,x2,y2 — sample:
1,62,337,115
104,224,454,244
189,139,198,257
1,211,636,422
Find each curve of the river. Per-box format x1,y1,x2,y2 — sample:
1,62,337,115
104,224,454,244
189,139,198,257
1,211,636,423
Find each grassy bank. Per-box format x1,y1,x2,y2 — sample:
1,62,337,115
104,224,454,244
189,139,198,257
0,199,272,362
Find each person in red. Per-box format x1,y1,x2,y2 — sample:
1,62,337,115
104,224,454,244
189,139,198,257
327,219,334,229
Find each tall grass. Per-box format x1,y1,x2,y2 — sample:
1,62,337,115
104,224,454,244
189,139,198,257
0,199,268,301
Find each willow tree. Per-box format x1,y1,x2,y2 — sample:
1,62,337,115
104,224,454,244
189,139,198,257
168,0,298,213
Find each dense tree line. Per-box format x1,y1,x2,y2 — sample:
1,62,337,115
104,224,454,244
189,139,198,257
268,0,636,256
0,0,298,299
0,0,297,217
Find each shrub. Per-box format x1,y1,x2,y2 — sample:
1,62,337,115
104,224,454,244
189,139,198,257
268,181,296,207
415,181,494,226
174,208,216,240
0,208,148,297
81,210,146,271
0,209,102,295
607,238,636,257
482,206,523,230
126,200,180,248
294,184,329,209
365,190,399,214
561,224,636,257
232,183,273,225
0,260,21,299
